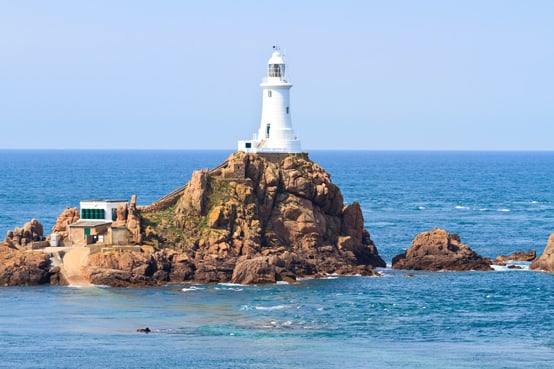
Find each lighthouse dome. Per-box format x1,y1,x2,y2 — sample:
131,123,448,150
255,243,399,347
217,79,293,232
268,50,285,65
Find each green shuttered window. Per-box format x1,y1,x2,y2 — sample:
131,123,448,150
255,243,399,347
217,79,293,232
81,208,105,220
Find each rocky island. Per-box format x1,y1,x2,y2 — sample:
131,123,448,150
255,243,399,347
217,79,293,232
0,152,385,286
392,228,493,271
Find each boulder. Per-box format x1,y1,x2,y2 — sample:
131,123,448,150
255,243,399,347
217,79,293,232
392,228,492,271
3,219,45,249
530,233,554,272
231,257,277,284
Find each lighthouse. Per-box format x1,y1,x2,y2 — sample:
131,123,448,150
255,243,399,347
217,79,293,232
238,46,302,153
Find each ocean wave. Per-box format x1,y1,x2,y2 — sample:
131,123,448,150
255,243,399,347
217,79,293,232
497,208,511,212
455,205,470,210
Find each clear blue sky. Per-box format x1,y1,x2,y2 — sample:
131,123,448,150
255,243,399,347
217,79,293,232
1,0,553,150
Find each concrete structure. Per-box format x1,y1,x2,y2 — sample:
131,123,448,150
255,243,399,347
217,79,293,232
238,46,302,153
68,200,129,246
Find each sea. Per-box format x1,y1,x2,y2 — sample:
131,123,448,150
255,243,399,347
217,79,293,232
0,150,553,369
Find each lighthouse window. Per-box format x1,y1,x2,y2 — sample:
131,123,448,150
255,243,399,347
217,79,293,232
245,142,252,149
266,124,271,138
268,64,281,77
268,90,272,98
286,107,289,114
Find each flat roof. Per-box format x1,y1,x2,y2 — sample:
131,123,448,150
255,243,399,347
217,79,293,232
69,220,113,228
80,199,128,203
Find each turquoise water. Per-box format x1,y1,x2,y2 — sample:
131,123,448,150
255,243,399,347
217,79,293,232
1,150,553,368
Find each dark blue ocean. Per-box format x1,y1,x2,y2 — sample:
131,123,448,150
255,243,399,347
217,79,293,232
1,150,553,368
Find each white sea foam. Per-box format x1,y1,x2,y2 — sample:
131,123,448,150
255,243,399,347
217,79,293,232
215,287,243,291
240,304,288,311
218,282,245,287
255,305,287,311
491,262,531,272
181,286,205,292
455,205,470,210
276,281,289,285
497,208,511,212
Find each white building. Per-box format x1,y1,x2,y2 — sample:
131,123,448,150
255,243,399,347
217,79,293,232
238,46,302,153
79,200,128,222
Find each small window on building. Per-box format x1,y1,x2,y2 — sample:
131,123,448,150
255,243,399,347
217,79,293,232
268,90,272,98
286,106,289,114
266,123,271,138
245,142,252,149
112,208,117,221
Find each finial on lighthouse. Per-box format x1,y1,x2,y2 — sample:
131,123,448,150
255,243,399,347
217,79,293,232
237,47,302,154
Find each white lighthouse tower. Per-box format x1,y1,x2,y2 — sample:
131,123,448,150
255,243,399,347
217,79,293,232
238,46,302,153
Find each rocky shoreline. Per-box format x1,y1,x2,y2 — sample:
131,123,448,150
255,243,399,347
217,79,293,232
1,152,553,287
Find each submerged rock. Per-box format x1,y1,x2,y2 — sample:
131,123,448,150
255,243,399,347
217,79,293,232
391,228,492,271
530,233,554,272
493,250,536,265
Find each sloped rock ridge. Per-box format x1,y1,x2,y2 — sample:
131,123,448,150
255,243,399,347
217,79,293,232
392,228,492,271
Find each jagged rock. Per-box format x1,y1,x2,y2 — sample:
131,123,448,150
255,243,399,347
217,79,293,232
493,250,536,265
3,219,45,249
392,228,492,271
51,208,80,244
127,195,142,244
530,233,554,272
111,203,128,227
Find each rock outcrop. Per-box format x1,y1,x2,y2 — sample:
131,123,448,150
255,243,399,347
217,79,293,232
0,246,55,286
530,233,554,272
0,219,66,285
392,228,492,271
135,152,385,284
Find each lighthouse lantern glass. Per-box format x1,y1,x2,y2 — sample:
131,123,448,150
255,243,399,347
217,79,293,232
268,63,284,78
